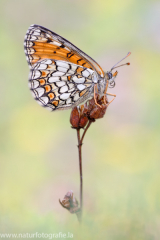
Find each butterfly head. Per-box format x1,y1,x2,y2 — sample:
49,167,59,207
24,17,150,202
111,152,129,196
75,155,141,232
105,71,118,88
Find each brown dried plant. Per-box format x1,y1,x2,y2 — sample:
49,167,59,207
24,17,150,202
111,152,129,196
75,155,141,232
59,94,108,223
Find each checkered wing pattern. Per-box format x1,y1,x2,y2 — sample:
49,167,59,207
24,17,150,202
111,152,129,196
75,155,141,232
24,24,104,110
28,59,95,111
24,24,104,77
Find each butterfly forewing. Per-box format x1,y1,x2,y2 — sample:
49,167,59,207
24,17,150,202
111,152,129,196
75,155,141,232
24,24,104,77
29,59,95,111
24,24,105,110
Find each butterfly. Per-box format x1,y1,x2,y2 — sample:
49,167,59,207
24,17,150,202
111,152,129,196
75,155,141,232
24,24,130,111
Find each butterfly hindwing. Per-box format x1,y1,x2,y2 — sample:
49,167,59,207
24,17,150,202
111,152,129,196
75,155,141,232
24,24,104,77
29,59,95,111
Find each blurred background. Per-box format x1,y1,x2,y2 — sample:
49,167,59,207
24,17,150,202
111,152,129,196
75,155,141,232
0,0,160,239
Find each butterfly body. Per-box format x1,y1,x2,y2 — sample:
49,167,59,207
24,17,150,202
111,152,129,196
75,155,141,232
24,25,118,111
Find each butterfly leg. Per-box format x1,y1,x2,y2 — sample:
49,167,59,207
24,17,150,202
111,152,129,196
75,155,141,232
94,85,102,108
103,80,109,105
106,92,116,106
103,80,116,106
104,80,109,94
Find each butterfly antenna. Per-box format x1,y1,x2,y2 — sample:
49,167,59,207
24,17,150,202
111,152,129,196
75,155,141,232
111,52,131,71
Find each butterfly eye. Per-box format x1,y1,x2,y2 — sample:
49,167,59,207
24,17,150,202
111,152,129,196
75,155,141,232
108,72,113,80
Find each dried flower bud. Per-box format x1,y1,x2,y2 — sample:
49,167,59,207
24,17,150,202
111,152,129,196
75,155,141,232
70,107,80,129
59,190,80,214
89,104,107,119
70,94,108,129
87,94,108,120
79,103,88,128
70,104,89,129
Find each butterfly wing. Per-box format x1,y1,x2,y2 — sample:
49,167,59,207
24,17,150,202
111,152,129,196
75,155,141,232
29,59,95,111
24,24,104,77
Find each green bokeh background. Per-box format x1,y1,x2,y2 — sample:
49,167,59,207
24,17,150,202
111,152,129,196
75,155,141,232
1,0,160,239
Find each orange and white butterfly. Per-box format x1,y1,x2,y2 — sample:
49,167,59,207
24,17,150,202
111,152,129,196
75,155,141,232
24,24,130,111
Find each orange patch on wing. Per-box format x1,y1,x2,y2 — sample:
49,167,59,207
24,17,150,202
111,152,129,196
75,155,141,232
27,41,105,76
77,75,82,78
39,79,46,85
68,76,71,81
31,53,69,63
29,41,95,70
33,42,56,49
44,85,51,92
52,100,59,106
33,41,68,52
76,67,84,75
33,44,69,57
41,71,48,77
48,92,55,100
80,89,87,97
35,48,54,54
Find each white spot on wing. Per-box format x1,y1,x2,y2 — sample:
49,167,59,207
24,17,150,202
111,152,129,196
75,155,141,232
56,61,69,68
27,42,33,47
27,48,35,54
71,65,78,71
73,93,79,101
61,76,68,81
44,59,52,64
45,33,51,38
93,73,98,83
60,85,68,93
52,71,65,77
87,68,94,74
60,93,71,100
77,84,85,91
40,97,49,105
52,41,61,47
38,64,47,70
57,67,67,73
35,87,44,97
64,47,70,51
34,29,41,33
56,81,66,87
33,31,40,36
72,76,85,84
48,77,60,83
66,98,71,104
66,70,75,75
33,70,41,79
32,80,39,89
68,88,75,93
82,70,90,77
29,36,37,40
68,83,74,89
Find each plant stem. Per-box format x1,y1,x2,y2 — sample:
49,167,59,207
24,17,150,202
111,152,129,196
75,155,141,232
80,120,92,145
77,128,82,222
76,120,92,223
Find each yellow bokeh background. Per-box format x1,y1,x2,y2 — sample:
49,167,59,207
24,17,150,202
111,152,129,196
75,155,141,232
0,0,160,239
